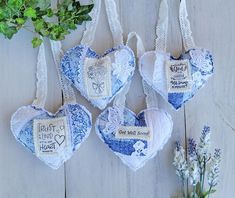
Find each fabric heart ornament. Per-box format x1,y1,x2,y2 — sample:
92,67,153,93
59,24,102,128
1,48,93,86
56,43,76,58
11,104,92,169
95,106,173,171
60,45,135,110
94,31,173,171
139,0,214,110
10,41,92,169
60,0,136,110
140,49,213,110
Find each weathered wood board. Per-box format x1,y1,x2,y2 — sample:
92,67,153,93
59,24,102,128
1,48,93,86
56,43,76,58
0,0,234,197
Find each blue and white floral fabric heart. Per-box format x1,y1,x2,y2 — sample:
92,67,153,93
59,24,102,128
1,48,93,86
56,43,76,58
96,32,173,171
96,104,173,171
140,49,213,110
139,0,214,110
61,45,135,110
60,0,135,110
11,41,92,169
11,104,91,169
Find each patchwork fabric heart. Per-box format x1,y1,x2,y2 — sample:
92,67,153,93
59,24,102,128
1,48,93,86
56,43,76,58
140,48,214,110
95,106,173,171
60,45,135,110
11,104,92,169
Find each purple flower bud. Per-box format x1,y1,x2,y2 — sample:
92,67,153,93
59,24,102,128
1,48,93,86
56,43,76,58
175,141,181,151
201,126,210,139
188,138,197,158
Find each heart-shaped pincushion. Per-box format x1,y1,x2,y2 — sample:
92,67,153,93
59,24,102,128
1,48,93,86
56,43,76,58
60,45,135,110
95,106,173,171
139,48,214,110
11,104,92,169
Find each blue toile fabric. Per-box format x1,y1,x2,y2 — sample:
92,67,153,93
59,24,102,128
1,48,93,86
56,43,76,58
60,44,136,110
95,106,173,171
140,48,214,110
11,104,92,169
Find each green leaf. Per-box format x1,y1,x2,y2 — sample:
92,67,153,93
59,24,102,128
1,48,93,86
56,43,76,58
203,189,216,197
33,19,45,32
46,8,53,17
0,22,8,33
7,0,23,9
0,22,17,39
32,37,43,48
24,7,37,18
75,14,92,22
196,182,201,196
16,18,25,25
76,4,94,15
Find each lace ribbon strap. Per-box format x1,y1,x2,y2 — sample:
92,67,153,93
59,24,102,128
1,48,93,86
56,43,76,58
50,40,76,104
142,80,159,108
104,0,124,46
179,0,195,51
155,0,168,52
126,32,145,58
32,41,48,108
113,81,131,108
113,32,144,114
81,0,101,46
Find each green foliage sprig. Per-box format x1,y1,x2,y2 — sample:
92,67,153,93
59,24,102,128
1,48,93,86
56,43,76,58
0,0,93,47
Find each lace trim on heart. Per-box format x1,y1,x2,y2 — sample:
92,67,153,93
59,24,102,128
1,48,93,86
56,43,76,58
112,49,134,83
179,0,195,51
103,106,123,134
189,49,213,73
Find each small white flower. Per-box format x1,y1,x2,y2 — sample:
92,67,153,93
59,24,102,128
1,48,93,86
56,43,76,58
197,127,211,160
192,71,202,87
131,140,147,156
207,149,221,188
112,49,133,83
188,159,200,186
190,49,213,73
173,143,189,181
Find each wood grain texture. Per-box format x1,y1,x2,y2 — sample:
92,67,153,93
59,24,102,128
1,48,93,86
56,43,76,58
0,0,234,197
0,30,65,197
185,0,235,197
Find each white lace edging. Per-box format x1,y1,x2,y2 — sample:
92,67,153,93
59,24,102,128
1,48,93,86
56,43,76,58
104,0,123,46
50,40,76,104
32,42,47,108
179,0,195,51
155,0,168,52
81,0,101,46
142,80,159,108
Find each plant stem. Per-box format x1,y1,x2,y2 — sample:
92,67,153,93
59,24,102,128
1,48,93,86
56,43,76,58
182,181,187,198
207,186,212,198
193,185,196,198
201,157,206,193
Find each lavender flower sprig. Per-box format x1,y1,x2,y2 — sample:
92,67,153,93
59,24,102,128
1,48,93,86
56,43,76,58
173,126,221,198
188,138,200,198
207,149,221,197
173,142,189,197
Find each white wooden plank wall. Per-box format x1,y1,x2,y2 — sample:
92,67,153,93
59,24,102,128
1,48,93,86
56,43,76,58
0,0,234,197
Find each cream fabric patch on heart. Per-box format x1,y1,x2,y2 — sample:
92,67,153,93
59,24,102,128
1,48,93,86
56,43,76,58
140,49,213,110
33,116,70,156
139,0,214,110
11,41,93,169
165,59,192,93
60,0,136,110
95,106,173,171
60,45,135,110
84,56,112,99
